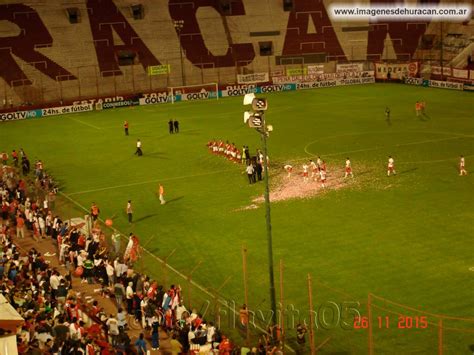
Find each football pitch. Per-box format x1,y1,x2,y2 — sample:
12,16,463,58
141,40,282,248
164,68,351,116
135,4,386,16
2,83,474,353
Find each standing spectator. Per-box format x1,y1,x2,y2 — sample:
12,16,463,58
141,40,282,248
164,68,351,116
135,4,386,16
126,200,133,224
134,333,147,355
124,120,129,136
106,314,120,345
11,150,18,167
151,315,160,350
112,232,121,256
135,139,143,156
114,281,126,308
16,214,25,239
126,281,134,314
158,184,166,205
168,119,174,134
255,162,263,181
246,163,255,184
174,120,180,133
90,202,100,221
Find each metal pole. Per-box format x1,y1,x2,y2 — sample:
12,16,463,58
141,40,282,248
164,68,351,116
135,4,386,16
307,274,316,355
262,127,277,333
438,318,443,355
279,259,285,352
242,246,250,347
440,22,444,80
179,40,186,86
368,293,374,355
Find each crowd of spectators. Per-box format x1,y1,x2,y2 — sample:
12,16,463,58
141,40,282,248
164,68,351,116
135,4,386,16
1,155,289,354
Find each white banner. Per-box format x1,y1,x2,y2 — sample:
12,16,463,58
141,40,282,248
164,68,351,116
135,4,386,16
221,85,257,97
336,63,363,72
443,67,452,76
41,104,93,117
429,80,463,90
273,71,374,84
307,65,324,75
375,62,418,79
452,68,469,79
237,72,269,84
296,77,375,90
139,92,174,105
405,77,424,85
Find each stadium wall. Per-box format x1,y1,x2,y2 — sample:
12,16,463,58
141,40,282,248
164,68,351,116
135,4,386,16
0,0,472,109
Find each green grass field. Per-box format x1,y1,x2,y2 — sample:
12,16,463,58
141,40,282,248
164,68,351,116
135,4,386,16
1,83,473,353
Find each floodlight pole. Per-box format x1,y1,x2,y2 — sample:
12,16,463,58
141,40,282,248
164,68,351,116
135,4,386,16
173,20,186,86
261,117,278,335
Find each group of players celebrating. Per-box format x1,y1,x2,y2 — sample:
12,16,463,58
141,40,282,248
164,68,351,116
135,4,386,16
207,140,245,163
282,154,467,189
284,157,352,188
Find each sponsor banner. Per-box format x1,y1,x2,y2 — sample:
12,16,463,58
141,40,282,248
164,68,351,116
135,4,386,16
286,67,307,76
180,89,218,101
404,77,424,86
271,68,284,77
255,84,297,93
147,65,170,76
307,65,324,75
221,85,257,97
428,80,463,90
429,66,454,76
471,70,474,80
0,109,42,122
296,77,375,90
139,92,178,105
236,72,269,84
452,68,469,79
375,62,418,79
273,71,374,84
41,104,94,117
336,63,363,72
463,84,474,92
102,98,139,109
443,67,452,76
73,96,124,106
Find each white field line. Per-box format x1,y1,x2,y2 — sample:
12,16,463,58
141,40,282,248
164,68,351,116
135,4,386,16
300,131,473,162
59,191,296,353
69,117,102,130
66,168,238,196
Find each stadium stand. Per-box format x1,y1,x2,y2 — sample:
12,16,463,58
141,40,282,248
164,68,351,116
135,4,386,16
0,0,472,107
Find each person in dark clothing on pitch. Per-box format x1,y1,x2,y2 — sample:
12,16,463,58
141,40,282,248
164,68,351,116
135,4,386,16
168,119,174,134
173,120,179,133
256,161,263,181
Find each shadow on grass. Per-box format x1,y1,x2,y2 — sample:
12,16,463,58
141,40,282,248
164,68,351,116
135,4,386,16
165,196,184,204
140,152,170,159
133,214,158,223
398,167,418,175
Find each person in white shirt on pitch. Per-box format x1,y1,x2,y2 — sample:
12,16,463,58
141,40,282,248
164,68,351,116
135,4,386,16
459,155,467,176
302,164,309,182
309,160,318,180
135,139,143,156
319,169,327,188
387,156,396,176
284,164,293,178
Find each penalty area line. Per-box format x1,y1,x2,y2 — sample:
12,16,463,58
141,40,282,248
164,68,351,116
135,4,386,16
69,117,102,130
66,168,240,196
58,191,296,353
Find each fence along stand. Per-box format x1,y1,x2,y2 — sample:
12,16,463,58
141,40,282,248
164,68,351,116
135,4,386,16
307,274,316,355
242,245,250,347
368,293,374,355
